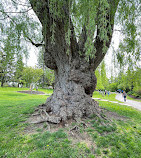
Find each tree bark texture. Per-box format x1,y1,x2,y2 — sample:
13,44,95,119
29,0,119,123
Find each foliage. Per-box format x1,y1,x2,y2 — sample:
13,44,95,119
0,0,140,63
0,0,140,95
100,61,108,88
108,67,141,96
0,0,42,87
132,86,141,98
107,82,118,92
22,66,43,87
37,48,55,87
95,61,108,90
93,91,117,102
116,0,141,68
95,69,104,90
14,54,24,85
0,49,24,87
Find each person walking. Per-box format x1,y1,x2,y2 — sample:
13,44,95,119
123,91,127,102
105,90,107,96
108,91,110,96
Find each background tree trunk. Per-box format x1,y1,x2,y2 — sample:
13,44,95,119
1,74,5,87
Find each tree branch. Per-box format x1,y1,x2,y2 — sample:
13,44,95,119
93,0,120,70
26,36,44,47
1,10,44,48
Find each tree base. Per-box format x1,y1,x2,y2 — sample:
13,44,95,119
31,94,104,124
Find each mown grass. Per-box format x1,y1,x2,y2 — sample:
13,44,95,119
0,87,94,158
127,95,141,102
0,87,141,158
89,101,141,158
93,91,118,101
0,87,53,94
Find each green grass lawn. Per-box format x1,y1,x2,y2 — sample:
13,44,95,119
93,91,118,101
127,95,141,102
0,87,141,158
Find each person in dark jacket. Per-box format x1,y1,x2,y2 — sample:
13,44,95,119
123,91,127,102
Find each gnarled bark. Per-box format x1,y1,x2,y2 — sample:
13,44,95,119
45,55,100,122
29,0,119,123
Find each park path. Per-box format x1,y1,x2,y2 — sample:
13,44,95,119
115,93,141,111
93,93,141,111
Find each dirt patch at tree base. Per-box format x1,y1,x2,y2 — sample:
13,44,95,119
24,108,128,136
17,90,45,95
23,119,96,150
23,109,128,153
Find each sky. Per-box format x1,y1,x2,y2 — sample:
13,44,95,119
104,25,121,78
24,44,39,67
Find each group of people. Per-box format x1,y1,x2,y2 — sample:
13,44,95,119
99,90,110,96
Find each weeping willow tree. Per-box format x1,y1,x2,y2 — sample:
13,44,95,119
1,0,140,123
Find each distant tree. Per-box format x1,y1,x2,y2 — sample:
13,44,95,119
95,69,104,90
95,61,108,90
0,7,28,87
101,61,108,89
108,82,118,92
14,54,24,86
22,66,43,88
108,67,141,96
0,47,15,87
37,48,55,88
131,68,141,97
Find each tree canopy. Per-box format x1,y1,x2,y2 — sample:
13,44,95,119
0,0,140,67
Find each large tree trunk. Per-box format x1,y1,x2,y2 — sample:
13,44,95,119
29,0,119,123
44,52,100,122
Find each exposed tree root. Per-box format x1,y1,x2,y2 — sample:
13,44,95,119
70,125,80,132
31,107,111,126
30,97,113,127
32,108,61,124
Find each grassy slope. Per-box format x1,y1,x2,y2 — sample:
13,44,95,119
0,87,141,158
127,95,141,102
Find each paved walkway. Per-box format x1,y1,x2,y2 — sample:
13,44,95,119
115,93,141,111
93,93,141,111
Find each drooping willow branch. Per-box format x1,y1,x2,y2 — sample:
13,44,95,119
11,0,31,7
0,8,32,14
1,10,44,48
